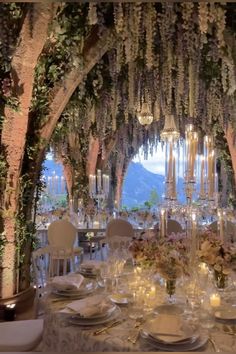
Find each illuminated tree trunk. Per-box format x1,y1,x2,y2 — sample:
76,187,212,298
0,4,56,298
225,124,236,185
87,136,100,175
23,28,115,217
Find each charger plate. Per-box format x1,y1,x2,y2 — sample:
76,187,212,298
67,305,121,326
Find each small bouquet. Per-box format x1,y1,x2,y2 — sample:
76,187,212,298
198,238,236,275
128,238,159,268
154,242,189,280
198,235,236,288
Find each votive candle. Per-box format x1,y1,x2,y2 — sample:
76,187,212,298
210,293,221,308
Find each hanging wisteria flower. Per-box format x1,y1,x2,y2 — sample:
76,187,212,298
88,3,98,25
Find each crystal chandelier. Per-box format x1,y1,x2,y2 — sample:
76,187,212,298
137,102,153,126
160,114,180,142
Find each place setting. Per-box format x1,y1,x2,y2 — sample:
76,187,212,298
77,260,104,278
59,294,122,328
139,314,208,352
50,273,98,299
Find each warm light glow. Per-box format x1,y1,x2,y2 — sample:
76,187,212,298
6,303,15,309
137,102,153,126
210,293,221,308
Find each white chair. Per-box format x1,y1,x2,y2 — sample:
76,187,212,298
32,246,50,292
48,220,83,275
105,219,135,251
0,319,44,351
32,247,51,316
167,219,184,235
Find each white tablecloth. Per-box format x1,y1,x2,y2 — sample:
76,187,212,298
41,297,236,352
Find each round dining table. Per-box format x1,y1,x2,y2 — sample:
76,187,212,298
41,276,236,352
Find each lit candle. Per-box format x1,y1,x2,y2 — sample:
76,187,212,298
172,154,177,199
97,170,102,192
199,262,208,275
160,209,166,238
210,293,221,308
150,286,156,298
199,155,204,198
4,303,16,321
215,172,218,193
167,142,173,182
190,212,197,263
93,220,100,229
217,209,224,243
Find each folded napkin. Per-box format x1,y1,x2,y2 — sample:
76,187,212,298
144,315,187,343
150,314,183,335
65,294,111,317
51,274,84,291
80,260,104,271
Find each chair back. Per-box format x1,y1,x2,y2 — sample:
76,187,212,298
105,219,135,251
48,219,77,248
167,219,183,235
31,246,50,295
106,218,135,238
209,220,236,243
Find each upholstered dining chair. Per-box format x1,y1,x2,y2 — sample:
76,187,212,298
48,219,83,275
166,219,184,235
105,218,135,251
0,319,44,351
209,220,236,243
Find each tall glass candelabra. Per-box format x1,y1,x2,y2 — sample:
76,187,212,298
89,170,110,210
184,124,198,205
160,114,180,203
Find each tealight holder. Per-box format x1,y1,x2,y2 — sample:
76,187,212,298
4,304,16,321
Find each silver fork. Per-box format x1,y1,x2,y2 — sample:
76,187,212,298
209,335,220,352
127,318,145,344
223,325,236,336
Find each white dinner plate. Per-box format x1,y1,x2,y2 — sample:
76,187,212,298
154,304,184,315
52,279,97,297
78,269,99,278
109,293,132,305
68,305,121,326
215,306,236,320
142,316,198,344
140,331,208,351
72,303,117,320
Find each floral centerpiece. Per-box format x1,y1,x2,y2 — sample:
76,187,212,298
129,233,189,296
198,231,236,289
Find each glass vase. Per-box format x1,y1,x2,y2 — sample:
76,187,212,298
214,270,228,290
166,278,176,297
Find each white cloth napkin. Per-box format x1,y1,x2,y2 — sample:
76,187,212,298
144,315,188,343
150,314,183,335
51,274,84,291
64,294,111,317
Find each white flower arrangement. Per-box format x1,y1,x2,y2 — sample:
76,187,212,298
198,233,236,276
86,232,94,241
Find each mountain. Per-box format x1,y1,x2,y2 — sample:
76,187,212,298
121,162,165,208
122,162,186,208
42,159,186,206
